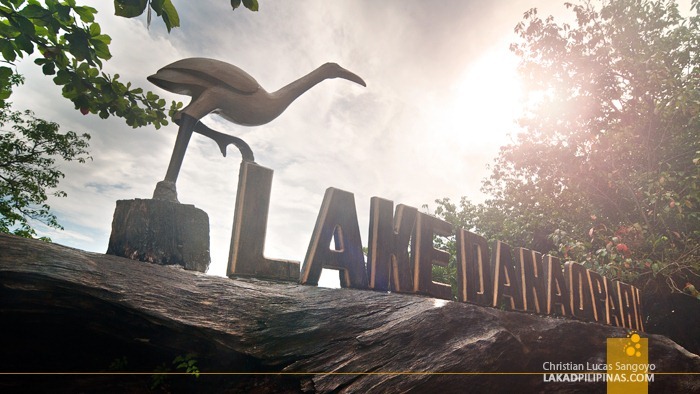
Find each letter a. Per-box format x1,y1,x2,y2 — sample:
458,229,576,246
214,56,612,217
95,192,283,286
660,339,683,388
301,188,368,288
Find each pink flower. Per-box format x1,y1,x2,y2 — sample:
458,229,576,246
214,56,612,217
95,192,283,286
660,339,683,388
616,243,630,255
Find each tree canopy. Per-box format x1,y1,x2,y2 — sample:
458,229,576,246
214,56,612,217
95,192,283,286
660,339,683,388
0,0,257,237
434,0,700,292
113,0,259,32
0,0,259,128
0,101,90,238
0,0,174,128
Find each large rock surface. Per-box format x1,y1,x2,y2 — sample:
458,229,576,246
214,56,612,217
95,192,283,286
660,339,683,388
1,234,698,393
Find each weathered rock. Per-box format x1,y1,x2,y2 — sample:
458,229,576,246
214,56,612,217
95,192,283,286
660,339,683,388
106,198,210,272
1,234,698,393
643,287,700,356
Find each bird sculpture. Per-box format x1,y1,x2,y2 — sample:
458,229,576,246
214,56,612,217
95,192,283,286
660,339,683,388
148,57,366,202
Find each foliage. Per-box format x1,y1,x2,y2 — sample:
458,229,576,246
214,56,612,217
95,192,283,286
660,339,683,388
0,102,90,238
114,0,180,32
421,203,458,298
150,354,199,390
231,0,259,13
150,363,169,390
108,355,128,371
0,0,181,128
173,353,200,377
0,0,258,237
0,0,259,126
434,0,700,292
430,238,458,299
114,0,259,32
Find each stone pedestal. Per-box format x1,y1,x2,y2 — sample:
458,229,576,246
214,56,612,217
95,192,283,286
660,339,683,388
107,198,210,272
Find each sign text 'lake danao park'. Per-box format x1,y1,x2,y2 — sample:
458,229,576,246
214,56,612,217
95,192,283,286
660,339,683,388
228,162,644,332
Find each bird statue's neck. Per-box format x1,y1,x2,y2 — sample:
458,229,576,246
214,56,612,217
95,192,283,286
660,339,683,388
270,65,334,110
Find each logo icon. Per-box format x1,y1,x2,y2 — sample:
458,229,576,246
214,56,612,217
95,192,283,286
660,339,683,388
624,331,643,358
607,330,650,394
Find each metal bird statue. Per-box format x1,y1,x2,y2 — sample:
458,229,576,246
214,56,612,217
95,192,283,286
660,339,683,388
148,57,366,202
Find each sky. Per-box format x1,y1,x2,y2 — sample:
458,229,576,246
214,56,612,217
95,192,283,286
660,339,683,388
11,0,574,286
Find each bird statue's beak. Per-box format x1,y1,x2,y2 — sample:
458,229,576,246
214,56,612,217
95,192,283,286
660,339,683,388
337,67,367,87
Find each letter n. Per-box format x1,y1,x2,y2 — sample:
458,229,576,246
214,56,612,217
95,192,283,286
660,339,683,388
517,248,545,314
300,188,368,288
542,255,570,316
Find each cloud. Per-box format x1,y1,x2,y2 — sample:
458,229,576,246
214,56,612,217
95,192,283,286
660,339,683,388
8,0,568,279
85,182,132,193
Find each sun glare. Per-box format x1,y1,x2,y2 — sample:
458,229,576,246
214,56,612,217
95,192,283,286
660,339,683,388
440,45,523,152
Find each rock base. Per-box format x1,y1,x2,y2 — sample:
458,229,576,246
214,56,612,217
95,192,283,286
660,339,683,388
2,233,700,393
106,198,210,272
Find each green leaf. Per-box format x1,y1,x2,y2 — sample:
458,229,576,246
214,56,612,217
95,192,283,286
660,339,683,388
18,4,51,19
91,39,111,60
231,0,241,10
242,0,258,11
91,34,112,45
54,4,71,22
42,62,55,75
10,14,36,36
155,0,180,32
150,0,164,15
0,65,13,100
53,70,71,85
0,22,19,38
113,0,148,18
0,66,12,80
74,6,97,23
88,23,100,37
65,30,92,63
0,39,16,62
14,35,33,54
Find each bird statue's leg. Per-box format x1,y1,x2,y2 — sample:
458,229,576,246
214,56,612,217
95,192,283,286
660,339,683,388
152,113,197,202
192,121,255,162
165,113,197,183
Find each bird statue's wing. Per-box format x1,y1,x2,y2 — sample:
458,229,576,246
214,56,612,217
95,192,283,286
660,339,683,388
147,69,211,97
154,57,261,95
